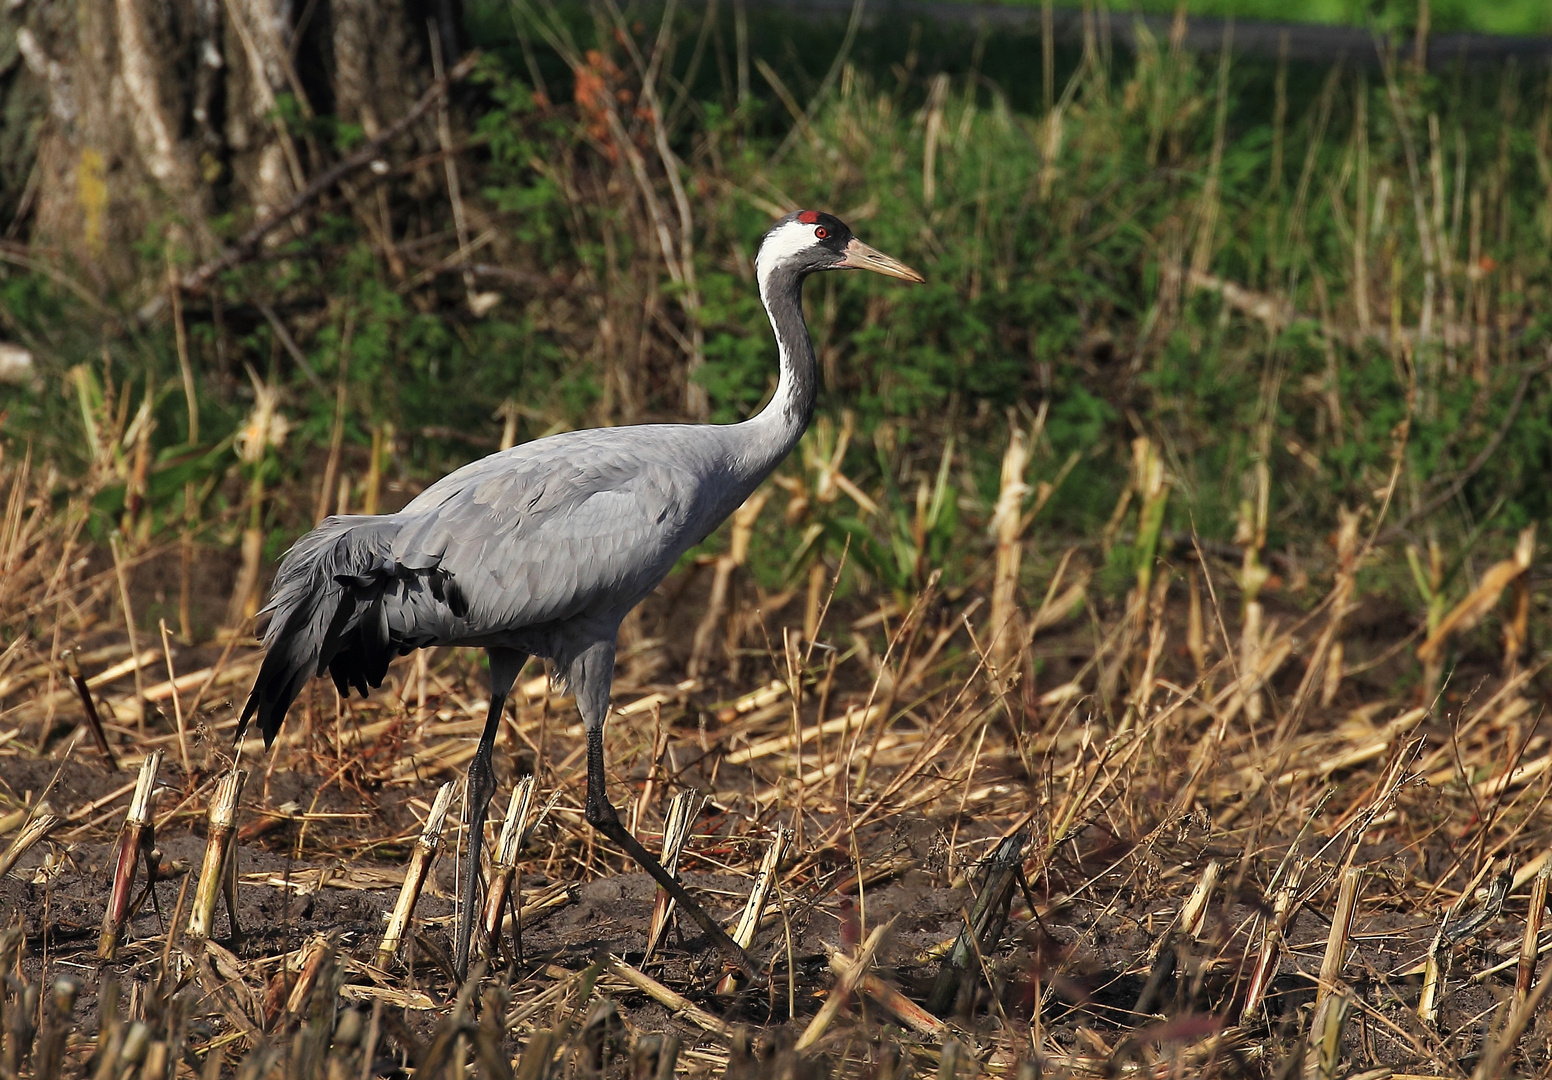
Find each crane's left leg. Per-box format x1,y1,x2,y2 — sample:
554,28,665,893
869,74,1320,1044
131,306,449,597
572,640,760,981
454,646,527,982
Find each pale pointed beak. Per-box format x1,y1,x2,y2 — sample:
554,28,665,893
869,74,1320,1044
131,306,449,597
837,237,925,283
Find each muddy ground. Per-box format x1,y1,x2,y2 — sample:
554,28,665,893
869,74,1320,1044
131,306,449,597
0,699,1520,1075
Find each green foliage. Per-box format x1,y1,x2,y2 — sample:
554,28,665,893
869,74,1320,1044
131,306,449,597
829,438,961,604
3,2,1551,614
995,0,1552,36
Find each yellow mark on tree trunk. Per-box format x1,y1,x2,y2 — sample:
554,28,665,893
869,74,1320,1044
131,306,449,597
78,148,108,256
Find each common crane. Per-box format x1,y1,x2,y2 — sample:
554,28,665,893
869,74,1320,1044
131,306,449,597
236,211,923,981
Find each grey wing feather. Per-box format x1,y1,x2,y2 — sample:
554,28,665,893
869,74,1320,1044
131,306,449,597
238,515,453,744
394,439,701,633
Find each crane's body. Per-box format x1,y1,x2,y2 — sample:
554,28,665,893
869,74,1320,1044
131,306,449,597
238,211,922,981
246,421,792,741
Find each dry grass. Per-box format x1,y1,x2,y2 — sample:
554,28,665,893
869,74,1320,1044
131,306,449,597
2,9,1552,1075
1,437,1550,1080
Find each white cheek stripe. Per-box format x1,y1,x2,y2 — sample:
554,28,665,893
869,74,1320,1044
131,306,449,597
755,220,817,303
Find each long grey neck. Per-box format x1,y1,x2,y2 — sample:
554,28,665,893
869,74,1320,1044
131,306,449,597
729,263,816,490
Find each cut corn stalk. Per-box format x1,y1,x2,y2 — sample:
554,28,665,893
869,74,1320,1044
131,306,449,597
986,422,1030,675
1306,868,1361,1078
1417,863,1511,1026
483,775,536,960
827,948,945,1036
1311,994,1349,1080
938,1038,964,1080
1514,856,1552,1036
377,781,454,967
283,934,336,1020
228,374,290,627
33,975,80,1080
1236,456,1270,724
643,790,706,962
0,803,58,880
1515,863,1551,1014
1187,566,1208,678
927,830,1028,1015
1475,960,1552,1080
98,750,162,959
1131,436,1172,603
1241,863,1304,1024
716,827,789,994
91,977,123,1080
631,1034,682,1080
188,768,246,939
796,916,895,1051
1178,859,1221,942
1321,506,1361,708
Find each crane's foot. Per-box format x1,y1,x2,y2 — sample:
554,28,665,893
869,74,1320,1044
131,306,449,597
585,797,761,983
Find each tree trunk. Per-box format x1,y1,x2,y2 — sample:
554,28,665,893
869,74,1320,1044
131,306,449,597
0,0,442,294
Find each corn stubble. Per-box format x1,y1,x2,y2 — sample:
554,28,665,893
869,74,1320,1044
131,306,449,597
3,427,1548,1079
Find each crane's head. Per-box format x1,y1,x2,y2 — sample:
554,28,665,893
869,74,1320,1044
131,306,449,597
756,211,924,287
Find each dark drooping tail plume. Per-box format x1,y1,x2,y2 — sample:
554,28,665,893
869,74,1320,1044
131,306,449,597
237,515,466,746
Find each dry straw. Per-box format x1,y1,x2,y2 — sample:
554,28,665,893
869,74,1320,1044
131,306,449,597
5,6,1552,1077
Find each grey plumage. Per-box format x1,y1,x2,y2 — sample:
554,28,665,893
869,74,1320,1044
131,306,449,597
241,422,780,744
238,210,923,981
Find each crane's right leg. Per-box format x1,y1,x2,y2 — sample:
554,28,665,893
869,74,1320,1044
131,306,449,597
571,640,760,982
454,646,526,982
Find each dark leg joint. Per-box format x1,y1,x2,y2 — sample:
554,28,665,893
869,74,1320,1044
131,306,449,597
585,787,620,830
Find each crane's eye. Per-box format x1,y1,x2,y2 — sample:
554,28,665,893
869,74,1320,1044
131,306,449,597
814,226,829,240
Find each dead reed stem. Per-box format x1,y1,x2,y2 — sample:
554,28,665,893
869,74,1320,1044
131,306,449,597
157,619,190,775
